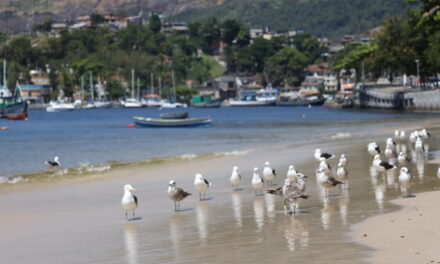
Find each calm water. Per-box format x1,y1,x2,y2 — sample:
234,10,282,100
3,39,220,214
0,106,438,178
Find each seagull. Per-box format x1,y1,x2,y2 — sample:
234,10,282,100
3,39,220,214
267,178,309,214
373,154,397,172
415,137,425,153
286,165,297,182
229,166,241,191
336,162,349,183
367,142,381,156
252,167,264,196
316,168,343,196
409,131,418,143
121,184,137,220
420,128,430,139
319,158,331,174
314,148,335,161
45,156,60,168
386,138,396,151
338,154,348,167
194,173,211,201
263,161,276,186
384,144,396,159
394,130,400,140
168,180,191,211
399,130,406,142
397,152,411,166
398,167,412,198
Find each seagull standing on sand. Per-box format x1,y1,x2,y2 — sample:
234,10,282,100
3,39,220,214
394,130,400,140
409,131,418,143
316,168,343,197
252,167,264,196
229,166,241,191
286,165,297,182
263,161,276,186
339,154,348,167
398,167,412,198
373,154,397,172
415,137,425,153
267,178,309,214
168,180,191,211
314,149,335,161
336,162,349,184
420,128,430,139
121,184,138,220
194,173,211,201
367,142,381,156
386,138,396,152
384,144,396,159
45,156,60,168
319,158,331,174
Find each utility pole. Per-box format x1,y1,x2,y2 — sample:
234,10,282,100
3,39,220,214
415,59,420,81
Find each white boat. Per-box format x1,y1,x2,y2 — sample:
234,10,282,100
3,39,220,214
161,101,187,108
94,101,112,108
46,100,76,112
122,98,143,108
141,94,166,107
229,88,278,106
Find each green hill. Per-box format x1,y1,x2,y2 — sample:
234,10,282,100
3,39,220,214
170,0,415,39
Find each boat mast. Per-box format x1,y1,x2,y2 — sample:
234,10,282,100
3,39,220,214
131,69,135,99
150,72,154,94
81,75,84,101
158,76,162,97
89,71,94,102
3,59,6,90
137,78,140,100
171,69,176,101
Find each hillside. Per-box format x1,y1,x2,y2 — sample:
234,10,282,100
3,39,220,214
0,0,415,38
171,0,415,39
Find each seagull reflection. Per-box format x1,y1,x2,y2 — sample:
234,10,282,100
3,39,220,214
124,223,140,264
264,193,276,220
339,188,349,226
321,197,334,230
416,157,425,181
374,184,386,211
169,214,186,261
283,217,309,252
231,192,242,227
370,166,379,178
253,197,265,232
196,202,209,244
386,169,398,189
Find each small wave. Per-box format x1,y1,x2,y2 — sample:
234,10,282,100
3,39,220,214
0,176,28,184
78,161,112,174
214,150,249,156
328,133,351,139
180,154,197,160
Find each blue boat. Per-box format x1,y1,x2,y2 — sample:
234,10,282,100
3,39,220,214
133,116,212,127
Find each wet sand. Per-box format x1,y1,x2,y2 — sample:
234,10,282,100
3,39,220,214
1,121,440,263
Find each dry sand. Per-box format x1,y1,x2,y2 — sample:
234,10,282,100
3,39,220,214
352,190,440,264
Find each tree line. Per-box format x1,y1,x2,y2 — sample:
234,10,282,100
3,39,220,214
0,15,326,101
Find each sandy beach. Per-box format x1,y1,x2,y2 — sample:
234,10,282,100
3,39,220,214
352,190,440,264
1,115,440,263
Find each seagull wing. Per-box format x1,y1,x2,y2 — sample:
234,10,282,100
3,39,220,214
203,178,211,186
133,195,138,206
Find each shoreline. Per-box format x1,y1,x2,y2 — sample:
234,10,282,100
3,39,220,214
351,190,440,264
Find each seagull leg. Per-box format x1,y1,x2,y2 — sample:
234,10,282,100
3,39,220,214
199,192,202,201
125,211,128,221
133,210,135,219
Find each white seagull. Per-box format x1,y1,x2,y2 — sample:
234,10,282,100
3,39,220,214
252,167,264,196
229,166,241,191
367,142,381,156
45,156,60,168
399,130,406,142
319,158,331,174
415,137,425,153
386,138,396,151
263,161,276,186
194,173,211,201
394,130,400,140
316,168,343,196
373,154,397,172
409,131,418,143
420,128,430,139
336,162,349,183
314,148,335,161
121,184,138,220
168,180,191,211
338,154,348,167
384,144,396,159
286,165,297,182
398,167,412,198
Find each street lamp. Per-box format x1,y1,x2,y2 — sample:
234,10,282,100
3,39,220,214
415,59,420,80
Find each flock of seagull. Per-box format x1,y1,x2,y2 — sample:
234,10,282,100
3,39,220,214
44,127,433,221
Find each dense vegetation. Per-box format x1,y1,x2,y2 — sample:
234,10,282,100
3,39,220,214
331,0,440,84
0,16,326,100
171,0,413,39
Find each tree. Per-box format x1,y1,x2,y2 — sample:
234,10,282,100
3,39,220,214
149,14,162,34
34,18,53,32
266,47,308,86
199,18,221,55
221,19,241,45
90,14,106,26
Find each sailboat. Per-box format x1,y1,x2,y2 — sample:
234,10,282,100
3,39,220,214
0,60,28,119
122,69,142,108
161,69,187,108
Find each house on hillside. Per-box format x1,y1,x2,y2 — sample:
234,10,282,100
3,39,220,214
162,22,189,35
19,84,50,104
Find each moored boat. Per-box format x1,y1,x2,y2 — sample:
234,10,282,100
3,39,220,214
229,88,278,107
191,95,222,108
46,100,76,112
159,111,189,119
133,116,212,127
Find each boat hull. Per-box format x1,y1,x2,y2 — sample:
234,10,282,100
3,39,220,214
1,101,28,119
133,116,212,127
229,100,275,107
192,100,222,108
277,97,326,106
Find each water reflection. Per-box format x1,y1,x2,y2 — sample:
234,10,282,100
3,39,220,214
416,156,425,181
283,217,309,252
265,193,276,220
196,202,209,244
169,214,186,262
386,170,398,189
339,188,350,226
123,223,140,264
321,197,334,230
231,192,242,228
253,197,265,232
374,184,386,211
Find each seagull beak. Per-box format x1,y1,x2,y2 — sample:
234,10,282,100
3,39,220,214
130,187,136,192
